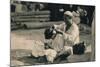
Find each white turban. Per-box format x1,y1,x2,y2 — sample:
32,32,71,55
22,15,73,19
64,11,73,18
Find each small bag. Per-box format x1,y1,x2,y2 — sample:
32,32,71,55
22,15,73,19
73,42,86,54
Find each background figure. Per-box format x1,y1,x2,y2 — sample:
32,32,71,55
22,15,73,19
28,3,36,12
72,9,80,25
35,3,44,11
21,1,28,12
14,1,23,13
77,6,89,25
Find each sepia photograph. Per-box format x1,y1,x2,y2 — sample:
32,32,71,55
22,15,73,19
10,0,95,66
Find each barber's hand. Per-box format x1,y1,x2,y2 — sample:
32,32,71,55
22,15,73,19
56,29,63,35
53,24,64,35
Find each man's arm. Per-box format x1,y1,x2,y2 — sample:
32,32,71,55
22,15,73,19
56,24,79,44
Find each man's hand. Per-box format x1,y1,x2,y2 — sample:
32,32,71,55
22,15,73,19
55,29,63,35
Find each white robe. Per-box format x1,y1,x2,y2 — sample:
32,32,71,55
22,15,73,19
53,22,80,47
63,22,80,46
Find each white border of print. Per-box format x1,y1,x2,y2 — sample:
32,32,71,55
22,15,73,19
0,0,98,67
20,0,95,5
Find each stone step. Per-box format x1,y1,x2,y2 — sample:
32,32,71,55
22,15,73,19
11,11,50,16
14,15,50,19
14,18,50,22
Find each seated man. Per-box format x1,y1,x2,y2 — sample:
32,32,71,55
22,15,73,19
53,11,80,48
53,11,80,61
44,11,80,61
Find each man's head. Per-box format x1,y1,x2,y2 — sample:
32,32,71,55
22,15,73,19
44,27,57,39
64,11,73,25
